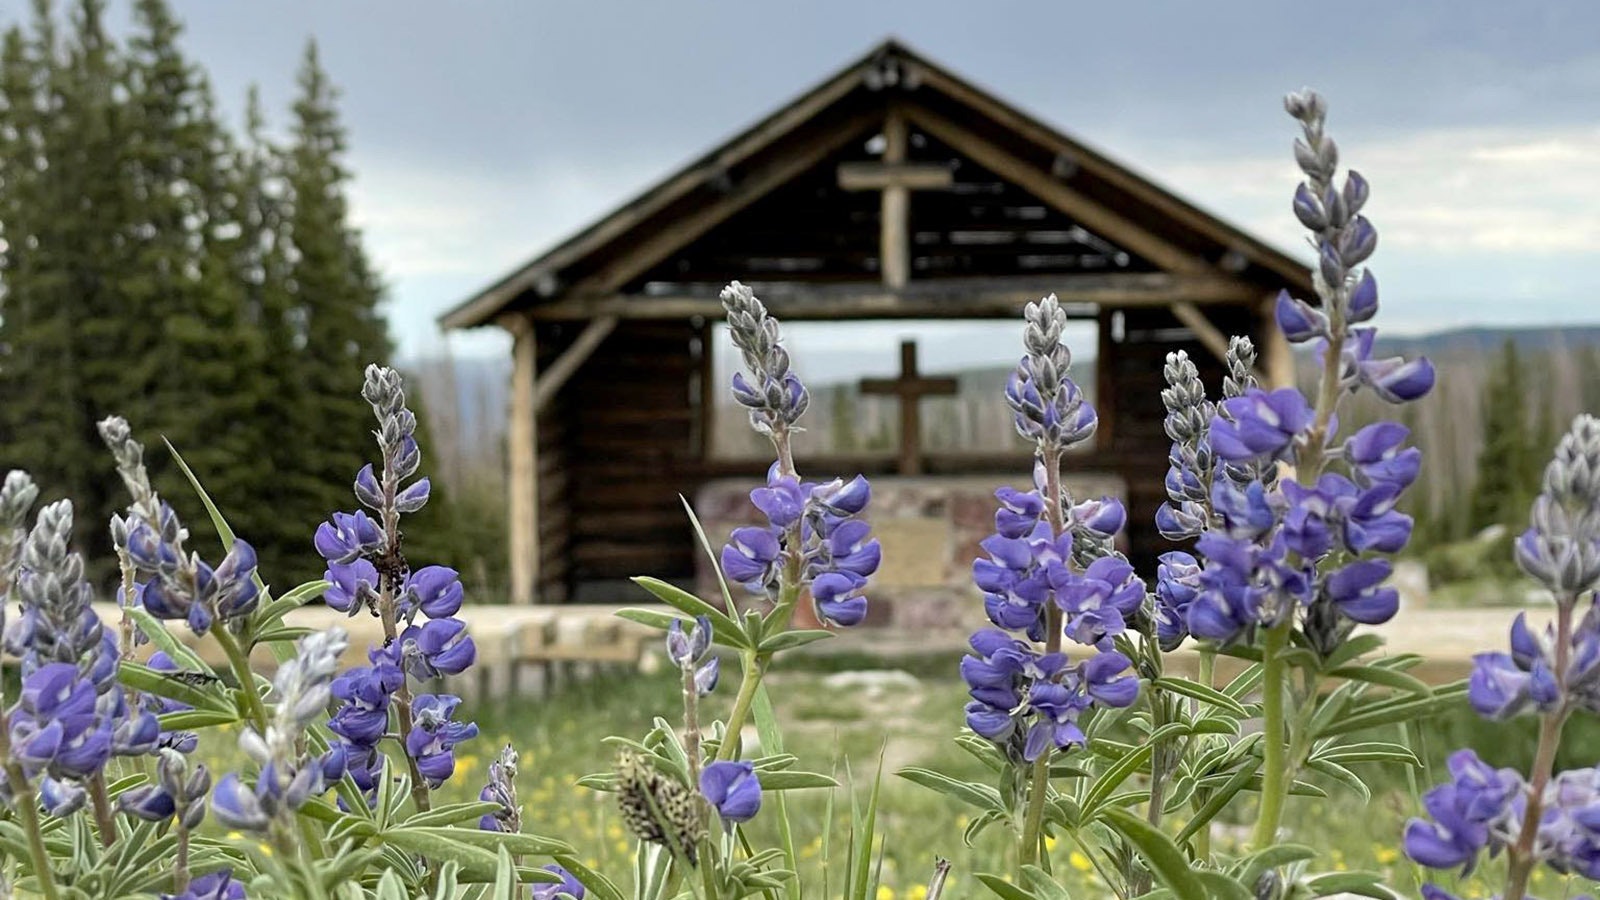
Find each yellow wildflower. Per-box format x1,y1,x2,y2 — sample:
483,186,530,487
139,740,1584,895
1069,850,1093,873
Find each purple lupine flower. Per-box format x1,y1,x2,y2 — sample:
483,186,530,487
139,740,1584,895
329,663,402,748
720,527,781,592
699,760,762,824
531,865,586,900
1022,682,1093,761
1541,765,1600,879
810,572,868,627
995,488,1045,539
1052,556,1145,648
210,772,272,831
313,510,383,565
401,565,464,619
405,694,480,788
1345,422,1421,489
1080,650,1139,707
1274,290,1328,343
162,869,247,900
1208,388,1314,463
1404,749,1522,872
749,469,807,530
722,283,810,435
324,559,380,615
38,776,86,816
383,617,478,680
1154,551,1201,650
1340,328,1435,403
1322,559,1400,624
1468,613,1577,720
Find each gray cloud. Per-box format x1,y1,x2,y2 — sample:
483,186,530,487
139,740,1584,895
88,1,1600,357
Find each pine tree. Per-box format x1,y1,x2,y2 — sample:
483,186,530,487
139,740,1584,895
1469,338,1533,533
277,39,392,582
119,0,270,557
0,0,139,575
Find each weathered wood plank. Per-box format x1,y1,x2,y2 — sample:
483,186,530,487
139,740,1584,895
532,316,618,414
528,273,1258,320
904,106,1211,276
502,313,540,605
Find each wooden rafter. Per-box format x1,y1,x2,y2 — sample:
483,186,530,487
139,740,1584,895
527,273,1257,321
902,105,1211,276
1169,300,1269,384
532,316,618,414
562,110,880,298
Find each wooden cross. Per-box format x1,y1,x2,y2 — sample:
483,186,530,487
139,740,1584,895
837,110,953,289
859,340,959,475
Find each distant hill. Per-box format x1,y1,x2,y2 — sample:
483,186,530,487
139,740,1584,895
1371,325,1600,360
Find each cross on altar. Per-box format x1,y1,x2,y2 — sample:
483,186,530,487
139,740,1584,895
860,340,959,475
837,110,953,289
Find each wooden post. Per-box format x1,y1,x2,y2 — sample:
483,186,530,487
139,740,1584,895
504,313,540,605
880,110,911,289
1260,295,1296,389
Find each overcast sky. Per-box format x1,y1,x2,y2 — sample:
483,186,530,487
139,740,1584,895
90,1,1600,366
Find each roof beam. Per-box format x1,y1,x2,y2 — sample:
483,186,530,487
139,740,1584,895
532,316,618,414
1169,300,1269,384
526,273,1261,321
560,110,880,300
901,105,1211,276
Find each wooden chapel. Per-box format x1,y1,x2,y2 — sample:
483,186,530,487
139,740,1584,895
439,40,1312,604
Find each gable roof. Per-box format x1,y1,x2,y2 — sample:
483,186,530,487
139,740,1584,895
440,38,1310,330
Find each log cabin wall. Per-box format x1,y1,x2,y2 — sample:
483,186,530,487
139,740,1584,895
557,319,707,600
1100,303,1257,572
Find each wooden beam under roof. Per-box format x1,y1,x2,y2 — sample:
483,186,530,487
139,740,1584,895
1169,300,1269,384
560,109,881,299
902,105,1212,276
525,273,1262,321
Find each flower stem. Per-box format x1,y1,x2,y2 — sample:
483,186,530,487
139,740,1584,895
88,772,116,847
175,823,192,894
716,650,767,762
1251,618,1292,849
6,763,60,900
1504,599,1575,900
681,661,702,783
1019,449,1068,872
212,624,269,732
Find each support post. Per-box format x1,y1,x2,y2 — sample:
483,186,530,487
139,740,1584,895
504,313,540,605
1260,295,1296,389
880,109,911,289
1170,300,1271,384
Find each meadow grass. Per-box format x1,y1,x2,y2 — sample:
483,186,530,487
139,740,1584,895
443,661,1600,899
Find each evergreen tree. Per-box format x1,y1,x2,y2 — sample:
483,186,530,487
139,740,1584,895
278,39,392,581
120,0,268,555
1469,338,1534,532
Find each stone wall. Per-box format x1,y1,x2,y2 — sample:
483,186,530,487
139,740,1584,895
694,473,1126,633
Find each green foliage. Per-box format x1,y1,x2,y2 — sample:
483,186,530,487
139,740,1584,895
0,2,399,588
1469,339,1542,534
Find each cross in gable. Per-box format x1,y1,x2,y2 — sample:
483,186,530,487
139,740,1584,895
859,340,959,475
836,110,953,289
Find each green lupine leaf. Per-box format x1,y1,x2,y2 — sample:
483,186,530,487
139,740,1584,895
1084,722,1187,816
254,579,329,630
1320,633,1386,670
1177,758,1261,844
1152,676,1249,717
119,662,230,712
1311,741,1420,767
392,826,574,857
124,605,214,675
1327,664,1431,695
975,873,1040,900
401,801,504,829
758,629,834,653
554,855,625,900
1231,843,1317,887
896,767,1006,813
758,771,839,791
628,577,750,649
1302,871,1401,899
1020,865,1071,900
1101,807,1206,900
1306,758,1371,802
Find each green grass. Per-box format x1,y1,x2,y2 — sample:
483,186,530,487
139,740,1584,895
455,661,1600,899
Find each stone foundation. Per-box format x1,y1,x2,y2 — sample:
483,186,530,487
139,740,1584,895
694,473,1126,631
